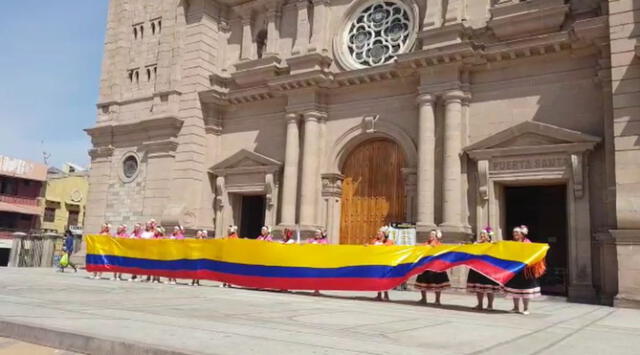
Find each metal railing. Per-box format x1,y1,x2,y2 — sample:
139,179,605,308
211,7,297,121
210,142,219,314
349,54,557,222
0,193,39,206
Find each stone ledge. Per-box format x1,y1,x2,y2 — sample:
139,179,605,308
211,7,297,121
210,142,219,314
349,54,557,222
489,0,569,40
0,319,187,355
610,229,640,245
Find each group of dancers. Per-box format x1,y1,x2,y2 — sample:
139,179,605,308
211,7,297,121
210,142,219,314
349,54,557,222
363,225,540,315
89,220,541,315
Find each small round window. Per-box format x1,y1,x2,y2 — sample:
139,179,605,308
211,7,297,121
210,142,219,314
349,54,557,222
122,155,139,179
337,0,416,70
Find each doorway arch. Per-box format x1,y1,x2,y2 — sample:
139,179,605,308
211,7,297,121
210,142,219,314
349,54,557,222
339,138,406,244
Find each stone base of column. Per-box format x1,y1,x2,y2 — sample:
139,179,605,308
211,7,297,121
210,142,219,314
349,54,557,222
614,296,640,309
439,223,473,243
273,224,321,240
416,223,438,243
298,225,322,239
568,284,597,304
272,224,297,239
70,249,87,268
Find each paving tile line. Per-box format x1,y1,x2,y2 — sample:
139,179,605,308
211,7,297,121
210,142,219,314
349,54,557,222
1,290,414,352
529,308,617,355
0,319,193,355
0,286,420,355
465,307,607,355
76,303,419,355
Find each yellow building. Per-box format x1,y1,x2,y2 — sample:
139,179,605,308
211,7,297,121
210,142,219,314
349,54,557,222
41,163,89,235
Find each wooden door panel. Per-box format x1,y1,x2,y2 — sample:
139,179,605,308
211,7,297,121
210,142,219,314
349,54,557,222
340,139,406,245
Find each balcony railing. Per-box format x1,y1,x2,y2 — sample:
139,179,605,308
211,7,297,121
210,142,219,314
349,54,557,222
0,193,39,206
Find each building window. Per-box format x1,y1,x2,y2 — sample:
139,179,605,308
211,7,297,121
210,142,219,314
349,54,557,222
122,155,139,180
145,65,157,82
44,207,56,223
67,210,79,228
336,0,416,70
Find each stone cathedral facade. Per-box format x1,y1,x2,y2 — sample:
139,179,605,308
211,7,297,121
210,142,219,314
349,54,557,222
86,0,640,306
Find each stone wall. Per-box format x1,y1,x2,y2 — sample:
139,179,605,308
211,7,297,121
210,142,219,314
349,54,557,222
608,0,640,306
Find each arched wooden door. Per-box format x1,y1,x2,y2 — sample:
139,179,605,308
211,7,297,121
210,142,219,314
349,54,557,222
340,139,406,244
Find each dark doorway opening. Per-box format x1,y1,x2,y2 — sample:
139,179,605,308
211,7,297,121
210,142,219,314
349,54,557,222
240,195,265,239
505,185,567,296
0,248,10,266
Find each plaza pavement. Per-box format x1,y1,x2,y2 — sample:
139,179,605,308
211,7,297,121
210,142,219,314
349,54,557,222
0,268,638,355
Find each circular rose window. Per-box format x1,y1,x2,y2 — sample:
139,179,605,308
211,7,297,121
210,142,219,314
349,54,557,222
336,0,417,70
122,155,139,179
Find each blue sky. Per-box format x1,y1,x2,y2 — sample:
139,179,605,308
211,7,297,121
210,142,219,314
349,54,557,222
0,1,109,168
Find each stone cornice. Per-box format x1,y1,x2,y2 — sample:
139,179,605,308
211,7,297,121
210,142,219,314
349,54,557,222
207,19,603,106
467,143,598,161
232,55,287,86
267,70,333,91
85,115,183,138
96,90,182,108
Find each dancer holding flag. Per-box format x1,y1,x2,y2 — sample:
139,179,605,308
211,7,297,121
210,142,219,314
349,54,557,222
466,227,501,310
504,225,544,315
415,230,450,305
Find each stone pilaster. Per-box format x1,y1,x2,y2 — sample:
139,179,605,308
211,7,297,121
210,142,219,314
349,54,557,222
308,0,329,54
422,0,443,30
321,173,344,244
291,0,310,55
280,113,300,226
440,89,466,236
238,8,253,61
416,92,437,240
402,168,417,224
264,1,282,56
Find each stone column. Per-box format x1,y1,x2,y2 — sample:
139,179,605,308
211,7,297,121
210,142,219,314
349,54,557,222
299,111,325,228
291,0,310,55
416,93,437,236
264,2,281,56
281,112,300,226
239,11,253,60
309,0,329,53
441,90,465,233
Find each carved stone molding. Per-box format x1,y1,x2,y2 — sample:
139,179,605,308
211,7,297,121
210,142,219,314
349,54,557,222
362,114,379,133
88,146,115,160
477,160,489,201
141,139,179,158
215,176,225,210
265,172,275,208
321,173,344,198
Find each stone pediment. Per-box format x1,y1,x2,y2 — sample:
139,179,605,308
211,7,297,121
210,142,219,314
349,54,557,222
210,149,282,175
464,121,600,159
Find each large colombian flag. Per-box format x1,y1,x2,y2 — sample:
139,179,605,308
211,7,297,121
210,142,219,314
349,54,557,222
85,235,549,291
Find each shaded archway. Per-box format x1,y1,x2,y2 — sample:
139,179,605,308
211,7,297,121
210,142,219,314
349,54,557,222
339,138,406,244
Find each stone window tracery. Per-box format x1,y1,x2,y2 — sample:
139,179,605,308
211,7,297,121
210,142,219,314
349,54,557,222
338,0,415,69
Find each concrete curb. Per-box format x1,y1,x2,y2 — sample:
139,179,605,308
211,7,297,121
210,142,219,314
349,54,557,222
0,320,190,355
